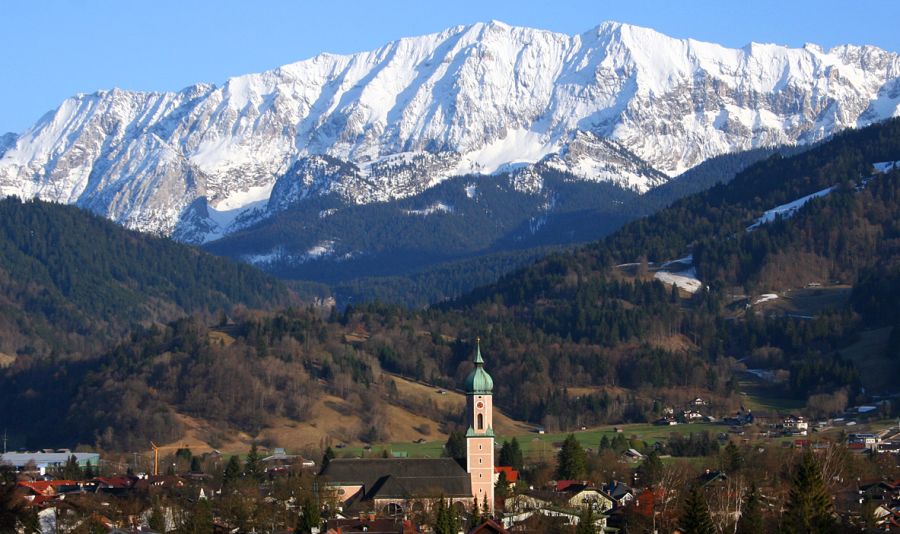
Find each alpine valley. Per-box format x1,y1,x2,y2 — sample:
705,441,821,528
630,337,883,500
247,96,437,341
3,21,900,295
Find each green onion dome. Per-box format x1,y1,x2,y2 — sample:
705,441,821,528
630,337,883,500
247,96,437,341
464,339,493,394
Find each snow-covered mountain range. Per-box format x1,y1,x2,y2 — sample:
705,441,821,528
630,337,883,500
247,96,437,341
2,20,900,243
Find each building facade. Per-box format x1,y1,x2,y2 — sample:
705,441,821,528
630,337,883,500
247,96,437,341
465,340,495,512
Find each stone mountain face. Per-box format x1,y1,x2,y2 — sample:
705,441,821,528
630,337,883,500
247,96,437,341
2,21,900,244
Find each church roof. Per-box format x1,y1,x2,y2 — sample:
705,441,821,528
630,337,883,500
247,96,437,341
464,340,493,394
321,458,472,502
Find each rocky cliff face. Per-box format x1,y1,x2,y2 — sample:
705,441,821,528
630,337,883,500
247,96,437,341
2,21,900,243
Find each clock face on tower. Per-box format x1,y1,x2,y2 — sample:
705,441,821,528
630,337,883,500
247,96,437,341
476,401,484,409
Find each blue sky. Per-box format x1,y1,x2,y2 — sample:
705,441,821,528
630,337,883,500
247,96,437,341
3,0,900,134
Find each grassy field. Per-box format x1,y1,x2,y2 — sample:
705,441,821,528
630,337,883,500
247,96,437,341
736,374,805,413
339,416,900,462
338,421,734,460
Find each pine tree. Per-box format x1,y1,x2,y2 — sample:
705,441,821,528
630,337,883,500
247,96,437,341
471,496,481,528
190,456,202,473
638,451,664,486
297,497,321,534
322,446,335,470
575,506,596,534
443,431,466,463
599,435,611,451
736,482,764,534
507,437,524,471
495,470,510,499
449,500,460,534
434,497,460,534
148,499,167,533
178,499,213,534
781,452,835,534
61,455,82,480
680,485,715,534
83,460,95,479
245,442,264,482
499,441,513,467
611,433,629,452
0,465,27,533
556,434,587,480
223,455,242,487
723,442,743,473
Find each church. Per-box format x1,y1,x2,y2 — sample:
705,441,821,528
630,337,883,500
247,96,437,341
321,341,496,516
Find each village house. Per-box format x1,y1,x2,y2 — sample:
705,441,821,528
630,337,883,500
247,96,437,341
262,447,317,475
696,470,728,489
781,415,809,436
561,485,614,514
493,466,518,490
847,433,881,452
502,480,612,531
654,416,678,426
622,448,645,463
604,480,636,507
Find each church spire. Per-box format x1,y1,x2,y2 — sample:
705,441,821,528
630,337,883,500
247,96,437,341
464,337,493,395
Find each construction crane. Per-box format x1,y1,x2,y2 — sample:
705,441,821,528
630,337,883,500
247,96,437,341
149,442,191,476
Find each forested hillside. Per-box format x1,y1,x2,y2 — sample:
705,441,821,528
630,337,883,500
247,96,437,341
0,198,294,359
311,145,804,308
3,120,900,452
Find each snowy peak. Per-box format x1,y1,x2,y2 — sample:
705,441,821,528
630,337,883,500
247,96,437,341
3,20,900,242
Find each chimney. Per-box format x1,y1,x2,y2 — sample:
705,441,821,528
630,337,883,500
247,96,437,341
368,512,376,521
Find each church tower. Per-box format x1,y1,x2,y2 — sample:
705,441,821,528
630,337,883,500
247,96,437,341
464,339,495,513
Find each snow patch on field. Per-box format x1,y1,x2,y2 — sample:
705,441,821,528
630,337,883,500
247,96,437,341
654,268,703,293
752,293,779,305
244,247,287,266
305,240,334,258
244,240,336,266
873,161,900,173
403,202,453,216
746,186,835,231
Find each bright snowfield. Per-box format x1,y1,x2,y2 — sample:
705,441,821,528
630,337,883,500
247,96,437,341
746,186,836,231
753,293,779,305
873,160,900,173
654,268,703,293
4,20,900,242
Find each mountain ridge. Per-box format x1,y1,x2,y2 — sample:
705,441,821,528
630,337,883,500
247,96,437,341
2,20,900,245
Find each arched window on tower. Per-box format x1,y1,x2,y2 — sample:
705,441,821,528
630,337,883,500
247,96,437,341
477,413,484,430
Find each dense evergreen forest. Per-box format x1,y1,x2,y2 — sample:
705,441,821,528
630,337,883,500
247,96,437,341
3,120,900,451
0,198,294,358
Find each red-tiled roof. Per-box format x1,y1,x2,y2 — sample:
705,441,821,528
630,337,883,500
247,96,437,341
467,518,509,533
17,480,78,495
494,466,519,483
